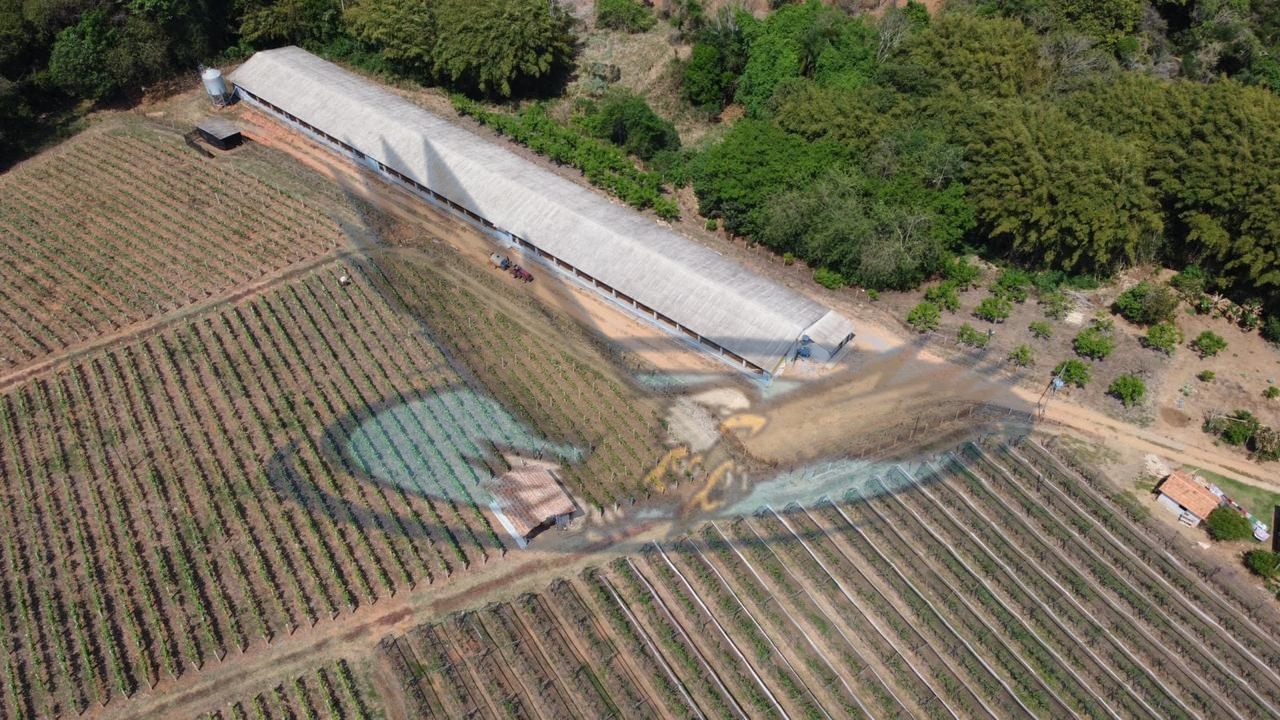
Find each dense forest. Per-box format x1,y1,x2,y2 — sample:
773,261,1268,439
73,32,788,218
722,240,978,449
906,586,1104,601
3,0,1279,317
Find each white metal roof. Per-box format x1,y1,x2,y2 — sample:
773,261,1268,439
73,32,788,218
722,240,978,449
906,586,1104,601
230,47,854,372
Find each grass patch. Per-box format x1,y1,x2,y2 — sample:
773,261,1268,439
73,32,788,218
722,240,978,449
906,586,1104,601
1186,467,1280,520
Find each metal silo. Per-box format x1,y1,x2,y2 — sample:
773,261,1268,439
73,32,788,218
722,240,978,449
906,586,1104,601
201,67,229,106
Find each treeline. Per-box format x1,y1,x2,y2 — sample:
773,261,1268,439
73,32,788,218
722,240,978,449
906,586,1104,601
0,0,576,167
680,0,1280,310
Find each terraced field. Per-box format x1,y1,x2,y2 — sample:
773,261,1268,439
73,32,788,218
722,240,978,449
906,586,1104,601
380,438,1280,719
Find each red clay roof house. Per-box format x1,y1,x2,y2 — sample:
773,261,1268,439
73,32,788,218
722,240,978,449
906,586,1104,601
484,463,576,546
1156,470,1221,523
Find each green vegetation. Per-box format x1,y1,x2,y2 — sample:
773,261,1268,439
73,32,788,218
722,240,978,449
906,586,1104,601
578,90,680,161
924,281,960,312
956,323,991,348
906,301,941,332
1185,467,1280,524
1107,374,1146,407
596,0,656,33
944,257,982,289
1113,282,1180,326
991,269,1033,303
1190,331,1228,358
1267,386,1280,400
1038,291,1072,320
974,297,1012,323
1029,321,1054,340
1053,359,1091,388
1245,550,1280,579
1008,344,1034,367
1072,324,1115,360
1143,322,1183,355
1197,370,1216,382
1205,506,1254,542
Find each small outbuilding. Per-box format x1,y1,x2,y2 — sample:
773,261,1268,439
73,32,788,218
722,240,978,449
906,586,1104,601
484,461,576,547
195,117,242,150
1155,469,1221,527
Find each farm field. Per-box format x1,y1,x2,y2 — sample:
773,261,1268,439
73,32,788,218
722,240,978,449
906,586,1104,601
380,437,1280,719
195,658,381,720
0,122,356,375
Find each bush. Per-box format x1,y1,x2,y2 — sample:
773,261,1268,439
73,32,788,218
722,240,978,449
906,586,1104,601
1263,316,1280,346
1204,409,1262,446
924,281,961,312
956,323,991,348
1142,322,1183,355
974,297,1012,323
1244,549,1280,579
944,257,982,288
907,302,941,332
1205,506,1252,541
1190,330,1227,358
1029,320,1053,340
1108,374,1146,407
1008,344,1033,367
1113,281,1180,325
991,269,1032,303
579,90,680,161
1266,386,1280,400
812,267,847,289
1039,291,1072,320
705,217,719,231
1053,359,1091,388
1198,370,1216,382
596,0,657,32
1073,326,1115,360
1169,265,1208,298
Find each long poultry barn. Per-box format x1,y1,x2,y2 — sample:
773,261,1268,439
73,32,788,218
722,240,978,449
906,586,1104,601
230,47,855,378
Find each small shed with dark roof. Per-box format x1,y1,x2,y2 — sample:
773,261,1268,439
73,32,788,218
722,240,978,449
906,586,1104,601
1155,470,1221,526
195,117,242,150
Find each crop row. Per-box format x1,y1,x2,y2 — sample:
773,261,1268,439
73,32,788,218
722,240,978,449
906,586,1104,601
0,127,348,369
0,266,504,716
195,658,381,720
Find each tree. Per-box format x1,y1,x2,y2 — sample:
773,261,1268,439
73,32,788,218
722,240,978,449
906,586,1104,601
968,100,1163,276
991,268,1032,303
1205,506,1253,541
944,256,981,288
1244,549,1280,579
596,0,655,33
907,301,941,332
924,281,960,311
1204,409,1261,446
1073,325,1115,360
891,12,1045,98
430,0,575,97
1029,320,1054,340
1143,322,1183,355
1113,281,1180,325
1039,291,1072,320
1108,374,1146,407
47,10,119,100
956,323,990,348
244,0,345,47
1190,330,1227,358
579,90,679,161
1053,358,1091,387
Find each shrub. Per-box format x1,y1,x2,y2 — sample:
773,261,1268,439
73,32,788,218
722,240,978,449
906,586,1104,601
1108,374,1146,407
1255,426,1280,462
1198,370,1216,382
1204,409,1261,446
579,89,680,161
1008,344,1033,367
991,269,1032,303
974,297,1012,323
1205,506,1253,541
925,281,961,312
866,289,880,301
1244,550,1280,579
1039,291,1072,320
1190,330,1227,358
944,257,981,288
1263,316,1280,346
907,302,941,332
1073,326,1115,360
705,217,719,231
596,0,657,32
956,323,990,348
1266,386,1280,400
813,267,847,289
1143,322,1183,355
1113,281,1180,325
1029,320,1053,340
1053,359,1091,388
1169,265,1208,298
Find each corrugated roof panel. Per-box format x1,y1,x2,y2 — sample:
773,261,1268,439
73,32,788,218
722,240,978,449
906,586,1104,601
230,47,853,372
